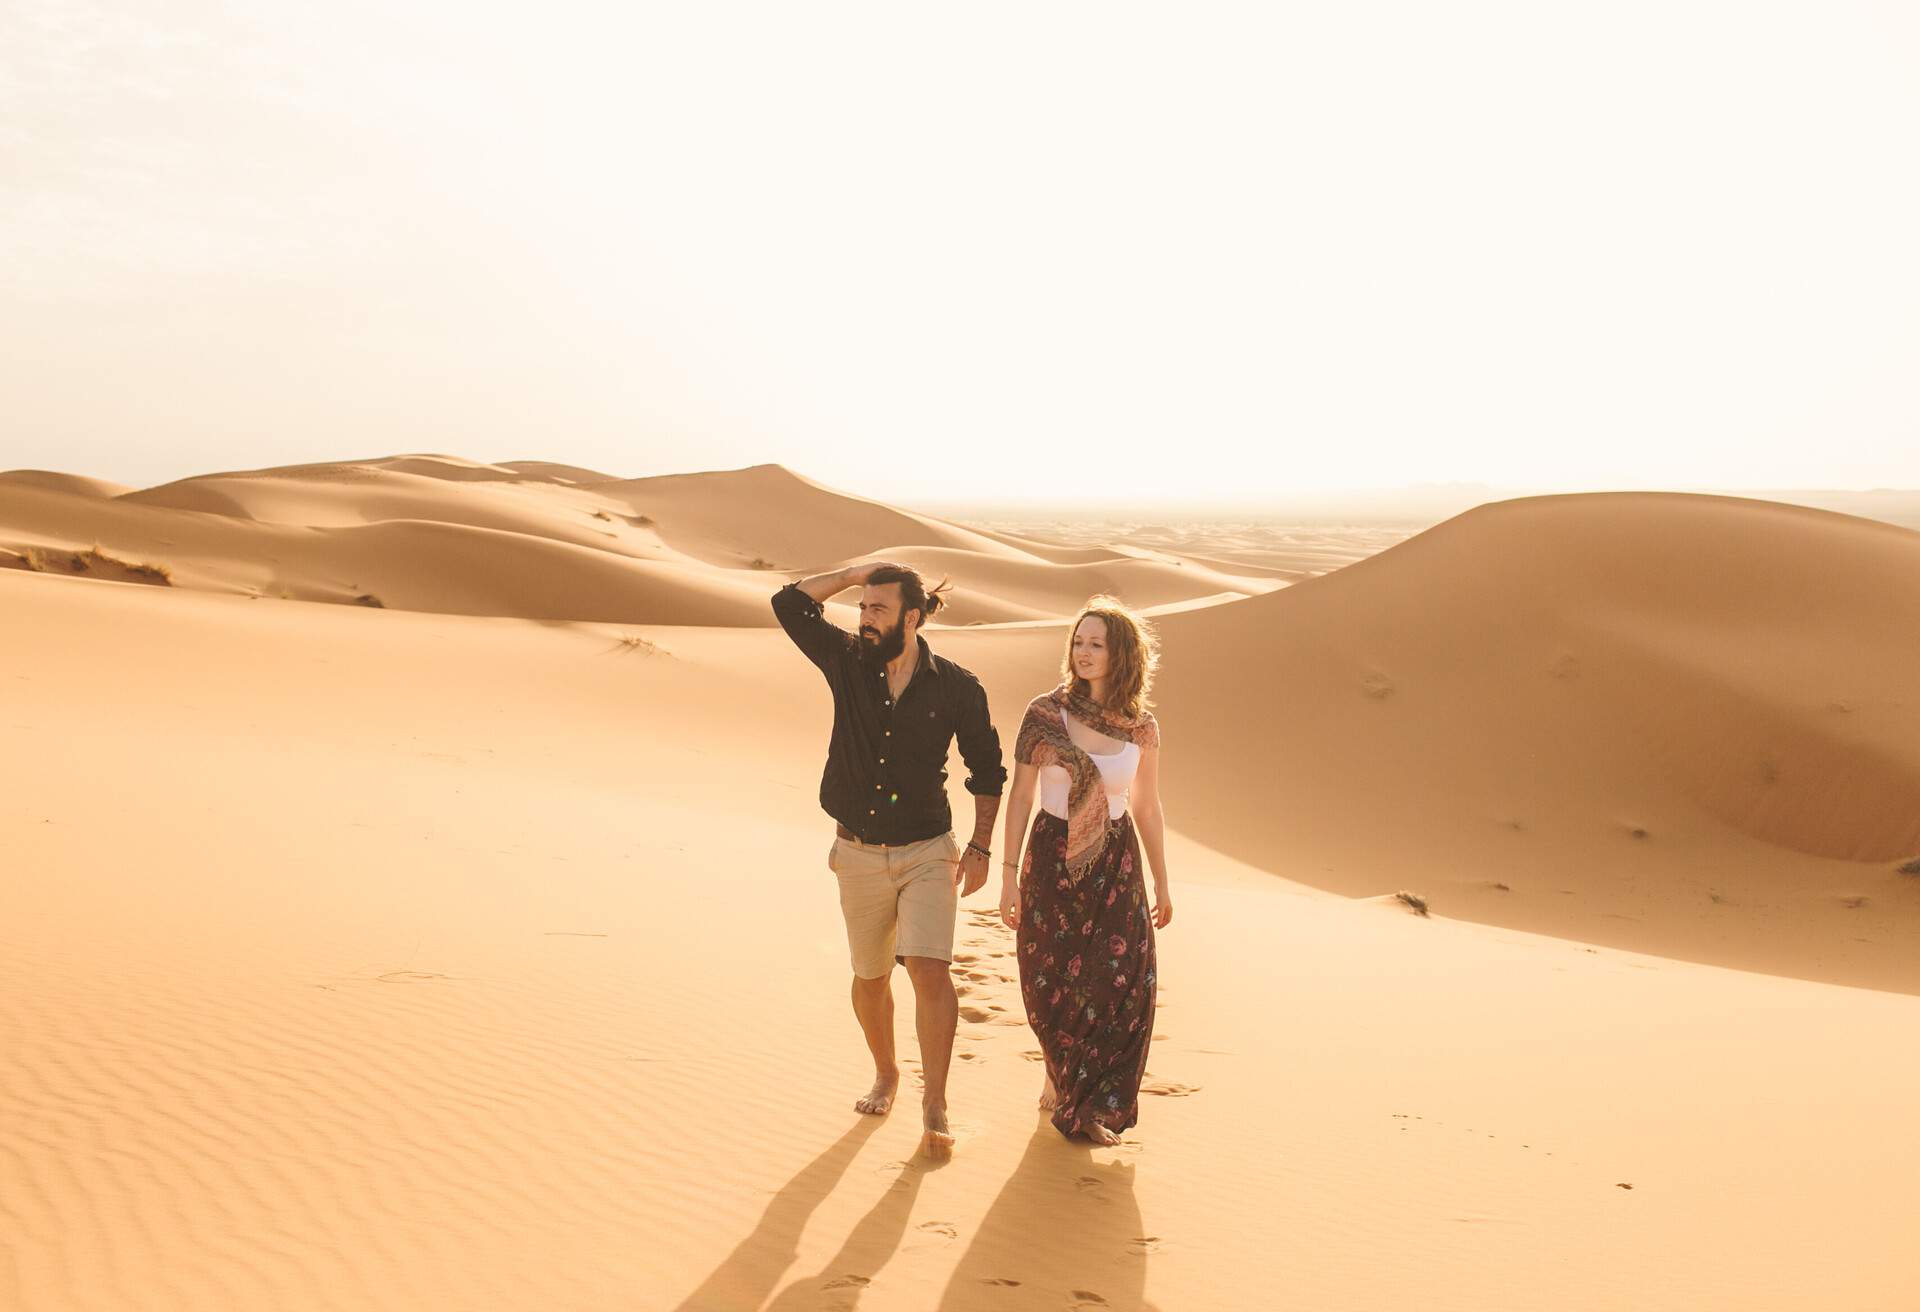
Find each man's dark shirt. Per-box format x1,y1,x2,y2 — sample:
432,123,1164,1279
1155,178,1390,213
772,583,1006,845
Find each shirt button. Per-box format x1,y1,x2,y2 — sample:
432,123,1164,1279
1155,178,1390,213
884,730,890,737
869,808,876,816
879,757,885,764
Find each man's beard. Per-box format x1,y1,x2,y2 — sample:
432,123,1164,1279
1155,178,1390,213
859,617,908,666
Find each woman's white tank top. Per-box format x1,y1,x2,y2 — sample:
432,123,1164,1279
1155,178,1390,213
1039,740,1140,820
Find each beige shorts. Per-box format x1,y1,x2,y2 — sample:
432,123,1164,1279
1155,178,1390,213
827,830,961,978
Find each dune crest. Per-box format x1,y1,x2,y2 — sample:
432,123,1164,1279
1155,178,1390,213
0,469,133,498
1121,491,1920,988
5,455,1276,625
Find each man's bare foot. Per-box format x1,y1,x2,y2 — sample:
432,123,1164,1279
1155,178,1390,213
1086,1122,1122,1147
854,1071,898,1116
1038,1073,1059,1110
921,1103,955,1161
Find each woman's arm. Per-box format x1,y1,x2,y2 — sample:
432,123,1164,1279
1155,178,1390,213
998,759,1039,929
1131,742,1172,928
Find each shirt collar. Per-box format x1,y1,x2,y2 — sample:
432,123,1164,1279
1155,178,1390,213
877,634,943,681
913,633,944,678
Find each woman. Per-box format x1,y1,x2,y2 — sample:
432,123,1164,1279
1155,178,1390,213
998,596,1172,1145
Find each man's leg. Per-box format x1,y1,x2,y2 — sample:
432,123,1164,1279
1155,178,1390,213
850,972,898,1114
894,834,962,1159
901,954,958,1157
832,838,901,1115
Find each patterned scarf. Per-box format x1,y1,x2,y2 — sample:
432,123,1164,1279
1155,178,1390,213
1015,683,1159,880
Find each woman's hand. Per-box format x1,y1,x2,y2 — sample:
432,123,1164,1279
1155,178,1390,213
998,880,1021,930
1152,882,1173,929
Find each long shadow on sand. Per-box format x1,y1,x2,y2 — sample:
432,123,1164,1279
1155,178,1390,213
761,1158,932,1309
937,1119,1158,1311
669,1117,890,1311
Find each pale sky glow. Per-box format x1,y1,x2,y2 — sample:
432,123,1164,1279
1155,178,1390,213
4,1,1918,500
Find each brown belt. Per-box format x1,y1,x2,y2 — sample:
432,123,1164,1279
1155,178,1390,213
835,823,925,848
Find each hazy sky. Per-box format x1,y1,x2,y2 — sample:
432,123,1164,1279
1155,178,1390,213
5,1,1917,501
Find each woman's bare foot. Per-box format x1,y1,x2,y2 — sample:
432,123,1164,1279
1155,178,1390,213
1086,1122,1122,1147
1038,1073,1059,1110
854,1070,899,1116
921,1103,955,1161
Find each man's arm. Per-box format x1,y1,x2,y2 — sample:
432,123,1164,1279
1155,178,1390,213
953,677,1006,896
771,563,883,670
792,563,882,606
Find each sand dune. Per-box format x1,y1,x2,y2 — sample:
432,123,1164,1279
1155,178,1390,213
838,545,1274,626
4,564,1917,1311
1123,492,1920,991
3,457,1277,627
8,465,1916,989
0,479,771,623
953,517,1420,580
122,460,679,553
498,458,624,485
0,468,133,498
583,464,1049,569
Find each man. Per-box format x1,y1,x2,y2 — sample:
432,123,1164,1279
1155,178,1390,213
772,561,1005,1160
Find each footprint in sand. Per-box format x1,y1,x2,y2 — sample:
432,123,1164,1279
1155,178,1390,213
1129,1236,1163,1255
1069,1291,1110,1308
1141,1080,1199,1098
822,1274,871,1290
1074,1175,1102,1192
960,1005,997,1023
916,1221,958,1240
978,1277,1022,1287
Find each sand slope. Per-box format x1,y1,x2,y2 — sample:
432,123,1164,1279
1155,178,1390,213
3,569,1917,1311
2,457,1277,627
0,468,133,498
1125,492,1920,991
583,464,1038,569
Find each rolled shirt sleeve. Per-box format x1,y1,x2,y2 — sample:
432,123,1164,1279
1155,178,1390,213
771,582,852,672
955,676,1008,797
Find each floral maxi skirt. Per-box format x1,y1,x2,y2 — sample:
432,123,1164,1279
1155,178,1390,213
1016,809,1157,1138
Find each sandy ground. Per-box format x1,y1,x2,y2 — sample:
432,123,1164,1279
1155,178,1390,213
4,457,1919,1311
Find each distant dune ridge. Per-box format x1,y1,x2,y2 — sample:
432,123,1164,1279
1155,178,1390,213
0,456,1280,625
6,455,1920,1310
